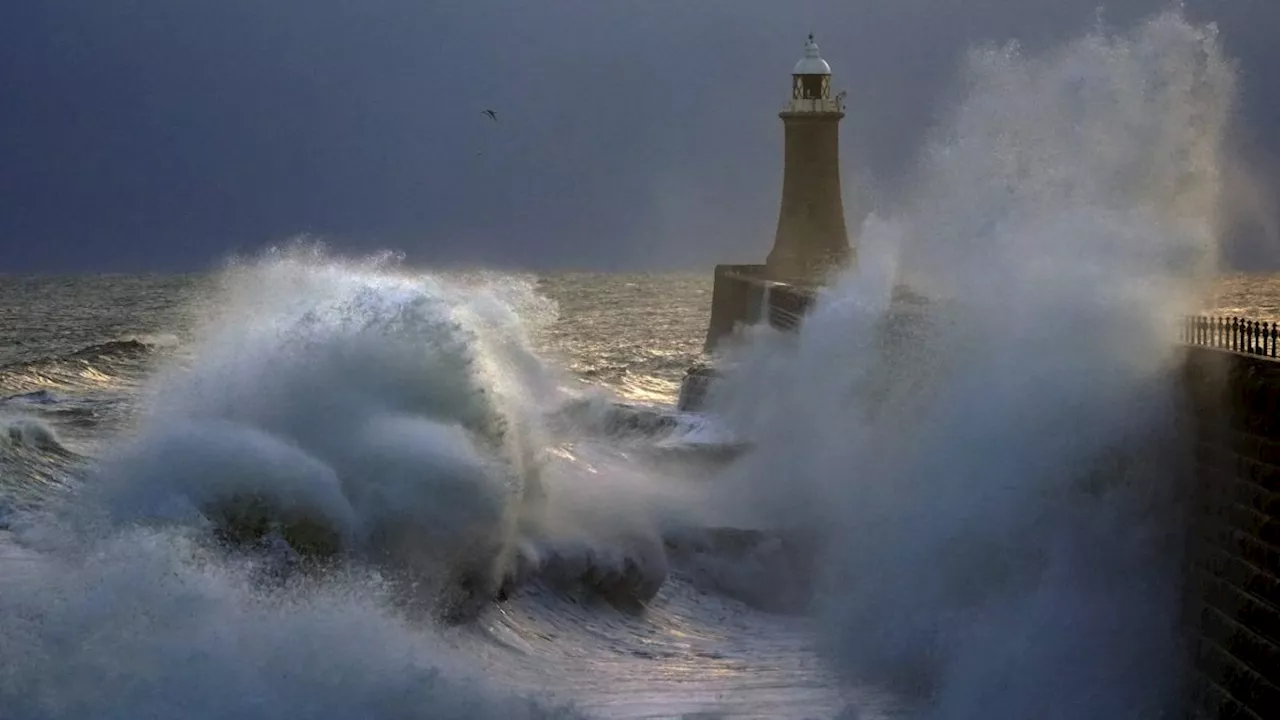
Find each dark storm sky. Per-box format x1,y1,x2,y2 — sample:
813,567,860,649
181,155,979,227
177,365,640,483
2,0,1277,273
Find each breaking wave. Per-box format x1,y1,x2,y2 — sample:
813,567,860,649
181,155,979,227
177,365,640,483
2,243,818,718
0,250,683,718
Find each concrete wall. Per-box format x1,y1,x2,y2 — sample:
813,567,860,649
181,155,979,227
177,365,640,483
704,264,767,353
1183,346,1280,719
702,266,820,352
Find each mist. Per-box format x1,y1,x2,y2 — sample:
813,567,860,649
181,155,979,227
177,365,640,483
2,0,1276,273
705,9,1226,716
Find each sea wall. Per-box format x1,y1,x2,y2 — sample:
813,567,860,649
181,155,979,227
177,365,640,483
1182,346,1280,719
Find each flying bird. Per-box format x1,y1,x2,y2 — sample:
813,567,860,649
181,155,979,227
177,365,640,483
482,109,497,122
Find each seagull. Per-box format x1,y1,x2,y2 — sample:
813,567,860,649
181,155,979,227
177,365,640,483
482,109,497,122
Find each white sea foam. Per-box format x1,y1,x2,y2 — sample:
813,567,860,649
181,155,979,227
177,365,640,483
0,526,584,719
0,248,670,718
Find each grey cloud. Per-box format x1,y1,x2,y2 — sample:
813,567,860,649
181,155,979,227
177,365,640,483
1,0,1276,272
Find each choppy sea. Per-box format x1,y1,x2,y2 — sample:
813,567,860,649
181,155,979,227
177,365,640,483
0,266,870,720
1,267,1274,719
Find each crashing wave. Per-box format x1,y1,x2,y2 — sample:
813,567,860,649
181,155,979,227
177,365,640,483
36,250,704,621
55,253,552,617
2,417,69,454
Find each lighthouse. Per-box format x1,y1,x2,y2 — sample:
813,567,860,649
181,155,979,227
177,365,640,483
696,34,856,357
765,34,852,284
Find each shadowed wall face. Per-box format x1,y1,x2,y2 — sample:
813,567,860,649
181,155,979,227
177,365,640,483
1183,348,1280,719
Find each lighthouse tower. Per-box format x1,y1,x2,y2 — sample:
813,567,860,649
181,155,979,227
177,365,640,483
765,35,852,284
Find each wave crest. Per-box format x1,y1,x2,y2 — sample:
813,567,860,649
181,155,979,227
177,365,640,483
72,249,565,612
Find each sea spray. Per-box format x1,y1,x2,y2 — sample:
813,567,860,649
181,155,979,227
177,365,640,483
67,249,567,605
0,250,595,716
0,525,584,720
709,10,1230,718
1,248,717,718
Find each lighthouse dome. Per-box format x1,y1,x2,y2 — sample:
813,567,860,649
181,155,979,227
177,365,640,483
792,35,832,75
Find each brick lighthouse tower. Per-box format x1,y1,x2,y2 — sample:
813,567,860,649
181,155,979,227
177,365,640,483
765,34,852,284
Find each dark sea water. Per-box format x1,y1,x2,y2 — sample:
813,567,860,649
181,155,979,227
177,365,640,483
1205,274,1280,322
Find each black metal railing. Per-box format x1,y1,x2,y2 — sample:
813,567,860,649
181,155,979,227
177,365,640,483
1181,315,1280,358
